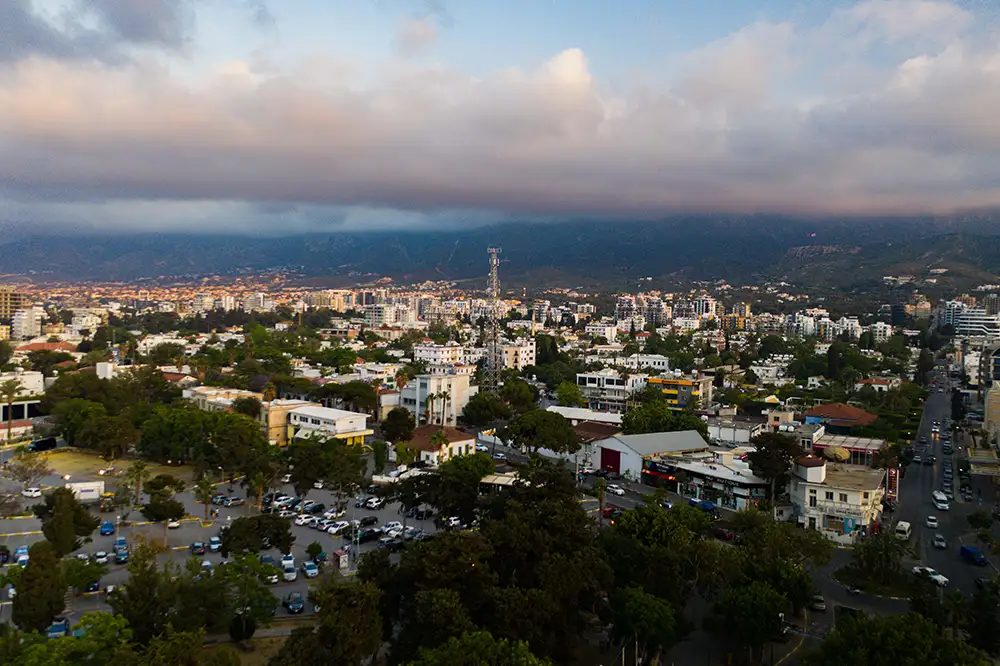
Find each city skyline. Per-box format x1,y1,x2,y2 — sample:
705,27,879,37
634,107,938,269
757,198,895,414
2,0,1000,235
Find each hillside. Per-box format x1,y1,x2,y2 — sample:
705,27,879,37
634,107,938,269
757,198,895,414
1,217,998,290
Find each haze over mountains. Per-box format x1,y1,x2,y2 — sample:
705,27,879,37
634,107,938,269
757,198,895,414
2,217,998,288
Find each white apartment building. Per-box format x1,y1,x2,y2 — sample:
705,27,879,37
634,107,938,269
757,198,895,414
576,369,648,413
288,405,373,445
70,312,103,336
869,321,894,344
787,456,885,545
585,323,618,342
364,303,416,327
399,364,477,427
11,308,44,340
0,369,45,397
413,341,465,365
955,309,1000,339
622,354,671,372
137,334,189,354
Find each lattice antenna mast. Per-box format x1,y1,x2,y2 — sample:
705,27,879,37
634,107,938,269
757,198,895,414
485,247,503,394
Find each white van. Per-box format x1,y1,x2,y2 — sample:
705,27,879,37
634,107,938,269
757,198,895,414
932,491,950,511
894,521,912,540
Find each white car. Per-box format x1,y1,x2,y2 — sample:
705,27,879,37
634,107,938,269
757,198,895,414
326,521,350,535
382,521,403,533
445,516,463,528
313,480,325,489
606,484,626,496
933,534,947,549
913,566,949,587
167,519,182,529
385,527,404,539
282,566,297,582
21,487,42,498
277,509,297,518
94,551,109,565
926,516,939,528
322,508,345,520
280,553,295,569
294,514,312,526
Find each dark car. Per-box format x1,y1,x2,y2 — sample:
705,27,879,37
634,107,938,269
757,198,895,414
923,457,934,466
714,527,736,541
305,503,326,515
378,537,406,552
350,527,381,544
190,541,206,555
47,617,71,638
114,547,129,564
358,515,379,527
85,580,101,593
412,532,436,543
409,507,435,520
354,496,371,508
283,592,305,614
366,484,379,495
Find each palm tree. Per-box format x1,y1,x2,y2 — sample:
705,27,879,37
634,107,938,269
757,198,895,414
262,383,277,403
194,475,216,523
395,370,409,392
434,391,451,425
424,392,435,425
430,429,449,460
126,460,150,505
0,379,23,444
594,478,607,526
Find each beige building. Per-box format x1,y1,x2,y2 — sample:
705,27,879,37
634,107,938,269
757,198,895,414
788,455,885,545
0,287,29,320
985,381,1000,447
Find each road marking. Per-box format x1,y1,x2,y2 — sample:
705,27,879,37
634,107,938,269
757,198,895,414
0,531,42,537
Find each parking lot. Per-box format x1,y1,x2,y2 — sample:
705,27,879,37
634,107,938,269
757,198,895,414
0,479,437,621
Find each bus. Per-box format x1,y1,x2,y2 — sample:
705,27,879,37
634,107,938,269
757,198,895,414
932,491,950,511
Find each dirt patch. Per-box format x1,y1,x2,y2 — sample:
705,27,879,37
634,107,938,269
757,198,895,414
42,449,199,486
203,637,287,666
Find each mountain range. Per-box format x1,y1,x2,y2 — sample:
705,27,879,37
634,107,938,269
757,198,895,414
2,216,999,290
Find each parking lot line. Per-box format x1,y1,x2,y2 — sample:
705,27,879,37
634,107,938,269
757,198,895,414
0,530,42,537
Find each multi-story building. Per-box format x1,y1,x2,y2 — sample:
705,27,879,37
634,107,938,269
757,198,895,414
0,325,9,341
502,338,536,371
955,309,1000,339
399,364,477,427
985,381,1000,445
11,307,44,340
985,294,1000,316
787,455,885,545
585,323,618,342
288,405,372,446
413,341,465,365
869,321,894,344
576,369,649,413
982,343,1000,387
0,287,30,320
364,303,416,327
646,374,714,409
622,354,671,373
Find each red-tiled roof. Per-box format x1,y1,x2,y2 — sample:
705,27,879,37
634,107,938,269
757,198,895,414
409,425,474,452
15,342,78,353
797,455,826,468
859,378,893,385
161,372,194,383
805,403,877,426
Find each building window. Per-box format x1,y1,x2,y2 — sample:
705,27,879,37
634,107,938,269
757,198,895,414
809,496,817,508
839,493,848,503
825,491,833,500
863,492,869,500
809,488,816,495
449,447,454,457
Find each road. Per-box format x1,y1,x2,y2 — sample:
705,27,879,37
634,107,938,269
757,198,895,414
0,481,439,623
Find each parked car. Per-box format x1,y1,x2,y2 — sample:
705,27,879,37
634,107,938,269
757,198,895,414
961,545,988,566
47,617,71,638
606,484,625,496
283,592,305,613
305,503,326,515
366,497,385,510
357,515,379,527
190,541,206,555
223,497,245,507
327,521,351,535
810,595,827,611
282,566,297,582
209,536,222,552
294,514,312,526
166,519,182,529
94,551,109,564
21,487,42,499
378,536,407,552
211,493,228,505
301,562,319,578
313,480,325,489
714,527,735,541
114,548,129,564
912,566,949,586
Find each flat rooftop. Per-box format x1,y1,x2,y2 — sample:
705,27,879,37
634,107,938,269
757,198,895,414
814,434,886,453
822,465,885,491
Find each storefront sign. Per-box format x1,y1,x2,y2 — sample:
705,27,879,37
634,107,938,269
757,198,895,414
887,467,899,499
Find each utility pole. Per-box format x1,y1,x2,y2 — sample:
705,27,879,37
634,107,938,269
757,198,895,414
485,247,503,395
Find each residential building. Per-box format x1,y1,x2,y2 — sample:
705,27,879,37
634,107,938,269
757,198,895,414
576,368,648,413
869,321,894,344
185,386,263,412
955,309,1000,339
0,287,30,320
288,405,372,446
980,343,1000,386
0,325,9,340
544,406,623,427
585,323,618,342
413,341,464,365
788,455,886,545
622,354,671,373
810,434,887,466
0,370,44,398
502,338,536,371
804,403,878,433
409,425,476,465
262,399,317,446
705,418,765,447
853,377,899,393
645,374,714,410
11,307,45,340
399,364,477,427
985,382,1000,445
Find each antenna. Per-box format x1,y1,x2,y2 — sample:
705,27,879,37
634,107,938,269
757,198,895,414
485,247,503,394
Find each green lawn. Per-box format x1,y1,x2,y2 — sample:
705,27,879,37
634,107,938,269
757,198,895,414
833,565,918,599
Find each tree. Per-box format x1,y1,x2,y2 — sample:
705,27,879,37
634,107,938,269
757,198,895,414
426,453,496,526
12,541,67,632
34,487,101,557
505,409,579,455
77,414,140,462
221,515,295,557
0,339,12,367
107,542,177,645
6,451,53,490
370,439,389,475
711,581,787,661
125,460,150,504
381,407,416,443
747,432,803,506
850,530,906,586
141,474,187,538
390,588,477,664
61,557,108,595
287,438,325,501
1,378,23,442
621,400,709,438
555,380,586,407
804,612,990,666
459,392,511,428
968,510,994,531
501,379,538,415
230,396,262,419
219,554,279,641
609,587,679,665
52,398,107,446
269,579,381,665
194,476,217,523
408,631,550,666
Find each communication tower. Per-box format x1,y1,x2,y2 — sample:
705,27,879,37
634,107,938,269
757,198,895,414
485,247,503,394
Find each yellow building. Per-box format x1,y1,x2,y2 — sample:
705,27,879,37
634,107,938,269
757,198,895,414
646,375,714,410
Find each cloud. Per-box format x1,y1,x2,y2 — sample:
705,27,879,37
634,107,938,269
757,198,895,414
0,0,113,63
1,0,999,233
82,0,194,47
395,16,438,56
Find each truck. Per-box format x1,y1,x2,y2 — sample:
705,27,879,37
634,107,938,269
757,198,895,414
65,481,105,504
961,545,988,566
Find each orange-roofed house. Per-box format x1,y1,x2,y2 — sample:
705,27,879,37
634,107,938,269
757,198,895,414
408,425,476,466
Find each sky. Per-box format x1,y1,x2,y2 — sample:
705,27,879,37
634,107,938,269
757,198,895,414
1,0,1000,234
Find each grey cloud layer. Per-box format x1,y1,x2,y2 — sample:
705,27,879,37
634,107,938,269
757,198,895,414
1,1,999,232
